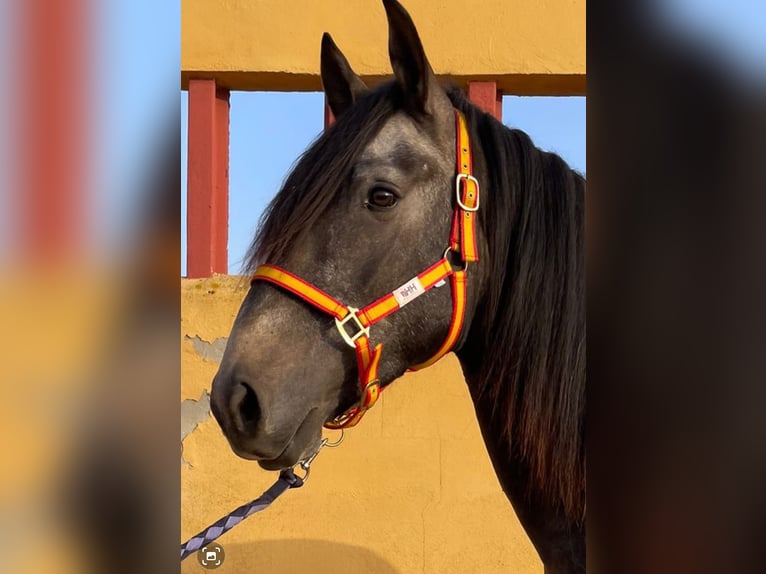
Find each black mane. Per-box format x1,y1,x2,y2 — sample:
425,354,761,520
448,87,585,520
245,83,398,270
246,83,585,520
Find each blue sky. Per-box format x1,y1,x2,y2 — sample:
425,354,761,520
181,93,586,275
177,0,765,276
92,0,180,253
2,0,760,270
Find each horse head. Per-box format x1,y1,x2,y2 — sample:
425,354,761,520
211,0,486,469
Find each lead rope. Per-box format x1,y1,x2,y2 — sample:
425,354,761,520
180,469,303,561
182,109,478,560
180,431,343,561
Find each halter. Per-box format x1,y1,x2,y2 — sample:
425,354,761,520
251,110,480,429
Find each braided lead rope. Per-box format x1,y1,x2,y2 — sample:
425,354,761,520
180,469,303,561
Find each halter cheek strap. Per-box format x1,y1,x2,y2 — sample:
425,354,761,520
251,110,481,429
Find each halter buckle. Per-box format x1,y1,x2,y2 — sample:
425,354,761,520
334,306,370,348
325,379,379,429
455,173,480,212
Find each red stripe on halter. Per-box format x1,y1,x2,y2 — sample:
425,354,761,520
251,110,481,429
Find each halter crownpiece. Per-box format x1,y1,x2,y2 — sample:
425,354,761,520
251,109,480,429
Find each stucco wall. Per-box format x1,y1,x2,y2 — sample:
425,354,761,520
181,276,542,573
181,0,585,95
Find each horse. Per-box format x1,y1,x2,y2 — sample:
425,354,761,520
210,1,585,572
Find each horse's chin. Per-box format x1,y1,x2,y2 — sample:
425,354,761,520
253,409,324,471
255,438,317,471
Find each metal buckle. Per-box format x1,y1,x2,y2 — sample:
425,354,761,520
455,173,480,212
326,379,379,428
334,306,370,348
359,380,379,408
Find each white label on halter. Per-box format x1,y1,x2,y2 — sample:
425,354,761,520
393,277,426,308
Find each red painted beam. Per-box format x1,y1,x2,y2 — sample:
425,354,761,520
467,82,503,121
187,80,230,278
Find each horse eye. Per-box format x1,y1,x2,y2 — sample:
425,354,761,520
366,188,398,210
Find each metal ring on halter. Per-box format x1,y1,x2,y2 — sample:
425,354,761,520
443,247,468,272
324,428,345,447
293,427,344,481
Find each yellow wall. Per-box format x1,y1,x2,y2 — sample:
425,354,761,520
181,276,542,573
182,0,585,95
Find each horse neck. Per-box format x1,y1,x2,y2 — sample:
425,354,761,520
451,124,586,524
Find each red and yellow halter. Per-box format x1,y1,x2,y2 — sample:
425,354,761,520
251,110,480,429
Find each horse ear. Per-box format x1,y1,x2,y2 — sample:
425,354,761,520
321,33,369,118
382,0,444,116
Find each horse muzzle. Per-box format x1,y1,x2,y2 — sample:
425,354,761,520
210,372,324,469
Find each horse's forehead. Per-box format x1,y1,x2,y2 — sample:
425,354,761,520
361,114,441,164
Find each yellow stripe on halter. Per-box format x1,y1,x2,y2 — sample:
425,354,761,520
251,265,349,319
359,295,399,325
419,258,453,288
409,270,467,370
455,111,480,263
251,108,481,430
324,342,382,429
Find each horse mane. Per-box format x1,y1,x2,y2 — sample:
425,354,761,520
245,82,585,520
244,84,397,271
448,87,586,521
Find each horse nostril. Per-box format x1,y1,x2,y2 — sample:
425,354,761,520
230,381,262,433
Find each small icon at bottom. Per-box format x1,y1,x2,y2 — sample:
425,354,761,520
197,543,225,569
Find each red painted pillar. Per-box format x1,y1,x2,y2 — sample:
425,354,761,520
187,80,230,277
468,82,503,121
18,0,90,263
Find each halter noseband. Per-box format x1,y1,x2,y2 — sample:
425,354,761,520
251,110,480,429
